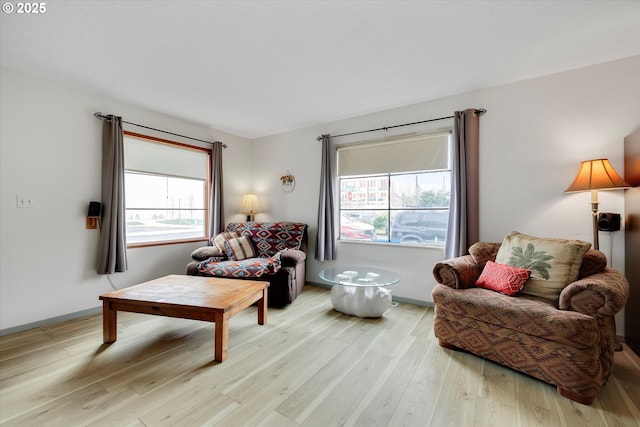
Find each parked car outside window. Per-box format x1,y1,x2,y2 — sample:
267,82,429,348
340,215,375,240
390,210,448,244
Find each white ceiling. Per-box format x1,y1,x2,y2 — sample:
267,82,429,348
2,1,639,139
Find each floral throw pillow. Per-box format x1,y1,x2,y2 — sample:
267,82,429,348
495,231,591,302
475,261,531,296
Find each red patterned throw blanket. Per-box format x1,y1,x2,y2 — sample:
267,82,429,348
198,252,282,278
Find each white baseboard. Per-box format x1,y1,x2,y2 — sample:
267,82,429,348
0,306,102,337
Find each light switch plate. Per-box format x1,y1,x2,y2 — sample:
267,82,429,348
16,195,35,208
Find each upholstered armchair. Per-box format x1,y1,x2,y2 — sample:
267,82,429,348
432,233,629,405
187,222,307,307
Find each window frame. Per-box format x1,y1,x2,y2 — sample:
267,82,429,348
123,131,212,248
336,131,452,247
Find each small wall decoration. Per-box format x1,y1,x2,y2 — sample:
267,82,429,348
280,171,295,193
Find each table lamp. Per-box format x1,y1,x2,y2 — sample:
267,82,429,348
239,193,262,221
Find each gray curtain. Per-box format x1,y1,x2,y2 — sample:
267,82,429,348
315,134,336,261
97,116,128,274
445,109,480,258
208,141,225,240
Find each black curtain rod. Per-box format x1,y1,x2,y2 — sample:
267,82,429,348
316,108,486,141
93,112,227,148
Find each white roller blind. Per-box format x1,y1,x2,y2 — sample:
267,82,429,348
337,131,450,176
124,135,208,180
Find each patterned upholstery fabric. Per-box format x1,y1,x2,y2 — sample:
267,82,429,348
469,242,501,269
226,222,306,258
560,268,629,317
187,222,308,307
197,222,307,278
432,242,629,405
432,295,606,403
433,286,600,349
578,249,607,278
432,255,481,289
198,252,281,278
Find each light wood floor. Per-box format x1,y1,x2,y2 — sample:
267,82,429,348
1,285,639,427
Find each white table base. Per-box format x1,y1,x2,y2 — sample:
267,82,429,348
330,285,392,317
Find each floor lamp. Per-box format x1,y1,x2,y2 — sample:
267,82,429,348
565,158,631,250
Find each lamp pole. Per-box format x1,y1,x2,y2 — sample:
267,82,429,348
591,202,599,250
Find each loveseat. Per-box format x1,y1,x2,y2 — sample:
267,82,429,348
432,232,629,405
186,222,307,307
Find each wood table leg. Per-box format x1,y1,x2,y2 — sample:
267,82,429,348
257,288,267,325
103,301,117,343
214,311,229,362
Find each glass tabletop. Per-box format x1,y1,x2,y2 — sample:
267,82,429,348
319,266,400,287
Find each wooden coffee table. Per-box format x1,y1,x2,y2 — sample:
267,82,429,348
99,274,268,362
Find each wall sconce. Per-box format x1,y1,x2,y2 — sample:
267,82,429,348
565,158,631,250
280,171,295,193
239,193,262,221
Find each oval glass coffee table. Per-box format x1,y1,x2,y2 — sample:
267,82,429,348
319,266,400,317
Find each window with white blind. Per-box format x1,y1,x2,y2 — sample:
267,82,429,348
337,131,451,245
123,132,210,246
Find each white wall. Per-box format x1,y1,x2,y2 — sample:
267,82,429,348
2,56,638,333
0,67,253,331
253,56,640,334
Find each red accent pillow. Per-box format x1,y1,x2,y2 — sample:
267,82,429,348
475,261,531,296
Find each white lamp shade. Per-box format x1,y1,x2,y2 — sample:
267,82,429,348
239,193,262,213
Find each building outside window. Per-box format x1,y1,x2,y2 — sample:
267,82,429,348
123,132,210,246
337,131,451,246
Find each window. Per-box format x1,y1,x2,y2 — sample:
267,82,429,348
337,131,451,246
123,132,210,246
